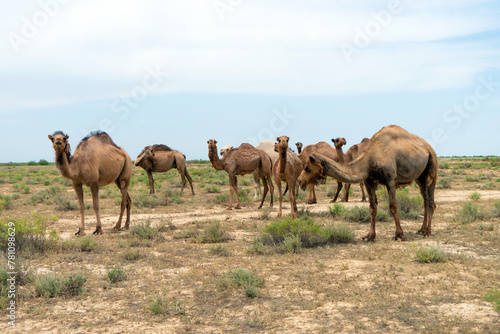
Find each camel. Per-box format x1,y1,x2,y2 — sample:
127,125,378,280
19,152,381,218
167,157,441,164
48,131,132,236
207,140,274,210
298,125,438,242
273,136,302,218
295,142,303,154
135,145,194,195
252,141,279,200
220,145,233,157
331,138,368,202
297,141,342,204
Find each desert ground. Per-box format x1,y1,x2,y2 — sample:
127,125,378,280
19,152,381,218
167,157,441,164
0,157,499,333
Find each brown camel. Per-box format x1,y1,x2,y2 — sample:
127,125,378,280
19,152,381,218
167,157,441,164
252,141,279,200
48,131,132,236
135,145,194,195
207,140,274,210
273,136,302,218
295,142,303,154
331,138,367,202
298,125,438,242
297,141,342,204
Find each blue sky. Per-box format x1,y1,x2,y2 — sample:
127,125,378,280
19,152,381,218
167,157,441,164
1,0,500,162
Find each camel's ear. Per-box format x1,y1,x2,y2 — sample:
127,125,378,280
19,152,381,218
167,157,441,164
331,138,335,143
48,135,53,141
214,140,217,144
207,140,209,144
286,136,289,142
64,134,69,140
276,137,280,142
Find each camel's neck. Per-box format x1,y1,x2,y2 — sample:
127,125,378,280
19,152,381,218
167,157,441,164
55,149,76,180
320,153,369,184
297,147,302,154
278,147,287,174
208,147,225,170
335,146,345,164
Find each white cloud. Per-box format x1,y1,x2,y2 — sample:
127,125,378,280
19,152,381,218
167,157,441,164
0,0,499,110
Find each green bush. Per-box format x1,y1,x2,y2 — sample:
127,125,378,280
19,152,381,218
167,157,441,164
107,267,127,283
219,268,264,299
415,246,448,263
326,223,355,244
378,188,423,220
0,213,59,255
437,177,451,189
131,221,159,240
457,202,487,224
209,244,230,256
262,217,327,248
483,288,500,311
344,206,371,223
198,221,229,243
132,193,168,208
35,273,86,298
0,194,13,211
328,203,346,218
79,236,97,252
469,191,482,201
147,292,185,316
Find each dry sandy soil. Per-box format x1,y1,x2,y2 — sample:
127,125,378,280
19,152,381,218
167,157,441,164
1,157,499,333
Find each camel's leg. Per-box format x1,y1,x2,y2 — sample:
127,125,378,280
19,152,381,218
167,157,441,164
124,192,132,230
258,174,269,209
185,167,195,195
330,181,343,203
289,179,297,219
306,184,317,204
268,172,274,207
252,171,261,200
387,181,407,241
342,184,351,202
417,179,435,237
362,179,378,242
114,178,130,231
90,182,103,235
178,167,187,194
312,185,317,204
276,177,282,217
360,183,367,202
227,176,234,210
146,170,155,194
73,182,86,236
233,176,241,209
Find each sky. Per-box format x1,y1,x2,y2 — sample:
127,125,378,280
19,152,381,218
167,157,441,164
1,0,500,162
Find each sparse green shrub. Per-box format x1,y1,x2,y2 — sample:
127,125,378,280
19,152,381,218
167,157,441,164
214,194,229,205
0,194,13,211
328,203,346,218
280,235,302,253
147,292,185,316
247,238,266,255
415,246,448,263
465,175,480,182
378,188,423,220
219,268,264,299
35,273,86,298
457,202,487,224
79,236,97,252
296,207,312,220
492,200,500,218
258,207,271,220
0,213,59,255
483,288,500,311
326,223,355,244
437,177,451,189
198,221,229,243
132,193,168,208
122,249,141,261
205,185,221,193
344,206,371,223
107,267,127,283
209,244,230,256
29,186,64,205
262,217,328,248
131,221,159,240
469,191,482,201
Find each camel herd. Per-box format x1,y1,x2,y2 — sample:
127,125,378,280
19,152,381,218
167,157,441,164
48,125,438,242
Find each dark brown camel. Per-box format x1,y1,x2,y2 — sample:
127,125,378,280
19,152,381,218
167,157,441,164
207,140,274,210
135,145,194,195
298,125,438,242
48,131,132,236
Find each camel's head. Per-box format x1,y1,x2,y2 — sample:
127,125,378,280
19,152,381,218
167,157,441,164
220,145,233,157
207,139,218,152
48,131,70,153
295,142,303,150
331,137,347,149
298,155,326,191
276,136,290,154
135,147,154,167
